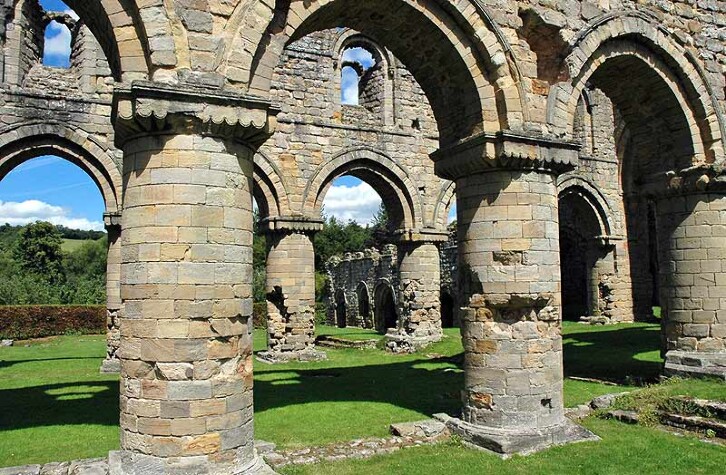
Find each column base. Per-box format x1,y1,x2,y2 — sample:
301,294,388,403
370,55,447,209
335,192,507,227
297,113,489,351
664,350,726,380
99,358,121,374
108,450,277,475
384,331,442,353
256,348,328,364
438,415,599,457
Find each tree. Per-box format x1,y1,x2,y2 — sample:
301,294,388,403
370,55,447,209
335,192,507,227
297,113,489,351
14,221,65,281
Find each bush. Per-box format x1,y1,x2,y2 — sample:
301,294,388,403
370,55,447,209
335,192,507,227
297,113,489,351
0,305,106,340
253,302,267,329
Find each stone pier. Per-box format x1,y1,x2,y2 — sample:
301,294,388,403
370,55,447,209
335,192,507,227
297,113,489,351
433,140,598,455
101,213,122,373
385,234,447,352
257,217,327,363
109,84,276,475
657,178,726,380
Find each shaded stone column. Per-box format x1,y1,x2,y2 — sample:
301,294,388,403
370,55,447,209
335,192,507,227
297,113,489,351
386,235,447,352
101,212,122,373
109,84,277,475
656,181,726,380
257,218,326,363
433,140,596,455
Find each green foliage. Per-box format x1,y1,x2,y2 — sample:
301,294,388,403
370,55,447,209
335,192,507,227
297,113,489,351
0,223,107,306
313,215,374,271
14,221,65,281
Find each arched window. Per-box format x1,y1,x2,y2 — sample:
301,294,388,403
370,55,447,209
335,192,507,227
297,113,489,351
340,46,375,105
42,19,72,68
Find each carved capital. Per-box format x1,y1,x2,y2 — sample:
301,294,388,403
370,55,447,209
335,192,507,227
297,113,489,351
104,212,122,229
259,216,325,235
113,81,280,148
641,165,726,198
431,130,579,180
389,228,450,245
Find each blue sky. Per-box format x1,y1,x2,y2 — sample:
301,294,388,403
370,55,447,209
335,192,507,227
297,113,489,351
40,0,76,68
0,2,454,230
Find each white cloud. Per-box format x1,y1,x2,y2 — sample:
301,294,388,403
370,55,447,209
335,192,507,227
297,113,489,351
44,20,72,65
343,47,375,68
0,200,104,231
64,9,80,21
323,182,382,225
341,67,359,105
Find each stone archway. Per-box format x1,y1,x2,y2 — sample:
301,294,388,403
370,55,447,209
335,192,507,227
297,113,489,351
0,123,123,372
356,282,371,326
335,289,347,328
374,281,397,334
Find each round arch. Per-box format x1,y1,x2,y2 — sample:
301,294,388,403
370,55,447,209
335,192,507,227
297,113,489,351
0,123,122,214
548,12,725,165
301,147,423,230
356,281,371,323
252,151,291,220
8,0,152,81
557,177,615,237
231,0,526,144
334,289,347,328
373,279,397,333
433,181,456,229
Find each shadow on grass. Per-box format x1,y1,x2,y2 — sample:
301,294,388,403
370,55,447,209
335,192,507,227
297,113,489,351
563,325,663,383
254,357,463,417
0,380,118,430
0,357,101,370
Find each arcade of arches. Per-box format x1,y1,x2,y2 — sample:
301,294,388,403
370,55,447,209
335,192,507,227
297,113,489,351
1,0,726,473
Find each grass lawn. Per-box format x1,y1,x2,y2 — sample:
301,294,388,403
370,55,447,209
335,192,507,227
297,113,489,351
0,322,724,470
61,238,98,252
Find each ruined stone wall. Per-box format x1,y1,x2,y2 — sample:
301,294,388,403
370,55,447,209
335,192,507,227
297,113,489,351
327,238,459,328
259,28,446,228
326,246,398,328
0,1,118,170
491,0,726,136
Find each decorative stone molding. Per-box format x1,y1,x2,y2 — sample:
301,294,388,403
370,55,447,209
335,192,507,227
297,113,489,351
638,165,726,198
113,81,280,147
389,228,449,244
259,216,325,235
103,211,121,229
432,130,579,180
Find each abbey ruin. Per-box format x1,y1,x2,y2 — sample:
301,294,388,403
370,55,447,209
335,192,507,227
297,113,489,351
0,0,725,473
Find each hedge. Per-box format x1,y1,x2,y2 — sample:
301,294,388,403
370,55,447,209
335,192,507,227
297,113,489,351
0,305,106,340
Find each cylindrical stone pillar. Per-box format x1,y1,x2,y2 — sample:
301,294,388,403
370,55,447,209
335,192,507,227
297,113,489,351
587,242,601,318
386,241,442,352
101,221,122,373
658,192,726,379
446,168,596,454
110,134,266,474
258,229,326,363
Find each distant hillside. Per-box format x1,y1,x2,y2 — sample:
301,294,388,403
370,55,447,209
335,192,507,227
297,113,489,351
0,223,105,249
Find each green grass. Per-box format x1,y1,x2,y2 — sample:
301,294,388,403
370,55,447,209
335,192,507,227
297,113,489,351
279,418,726,475
0,322,724,470
0,335,119,466
61,239,95,252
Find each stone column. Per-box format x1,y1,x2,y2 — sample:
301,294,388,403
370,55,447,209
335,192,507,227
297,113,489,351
587,242,601,318
101,213,122,373
257,218,326,363
433,140,597,455
385,236,446,352
656,183,726,380
109,84,277,474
